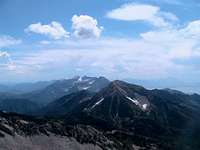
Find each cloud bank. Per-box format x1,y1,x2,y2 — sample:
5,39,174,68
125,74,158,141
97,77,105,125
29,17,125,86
11,17,200,80
0,35,21,48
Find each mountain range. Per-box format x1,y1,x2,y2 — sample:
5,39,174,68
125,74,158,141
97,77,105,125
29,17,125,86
0,76,200,149
0,80,54,94
0,76,110,113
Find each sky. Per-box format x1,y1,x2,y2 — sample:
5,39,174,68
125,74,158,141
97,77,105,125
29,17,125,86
1,0,200,83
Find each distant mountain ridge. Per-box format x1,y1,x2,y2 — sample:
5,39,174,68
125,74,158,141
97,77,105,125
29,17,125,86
0,81,54,94
126,77,200,94
0,76,110,113
0,98,39,115
22,76,110,105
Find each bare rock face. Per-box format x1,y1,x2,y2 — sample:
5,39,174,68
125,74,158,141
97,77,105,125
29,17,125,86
0,112,119,150
0,135,103,150
0,111,162,150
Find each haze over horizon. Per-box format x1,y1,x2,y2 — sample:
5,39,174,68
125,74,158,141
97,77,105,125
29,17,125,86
1,0,200,89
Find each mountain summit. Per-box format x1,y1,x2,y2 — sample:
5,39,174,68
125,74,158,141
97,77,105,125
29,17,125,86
84,80,150,122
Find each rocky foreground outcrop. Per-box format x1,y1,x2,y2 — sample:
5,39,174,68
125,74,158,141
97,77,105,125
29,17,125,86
0,111,161,150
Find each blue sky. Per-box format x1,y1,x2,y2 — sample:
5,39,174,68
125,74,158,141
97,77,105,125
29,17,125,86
1,0,200,83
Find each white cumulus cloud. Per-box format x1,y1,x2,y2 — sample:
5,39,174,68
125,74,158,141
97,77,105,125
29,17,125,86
106,3,178,27
72,15,103,39
25,21,70,40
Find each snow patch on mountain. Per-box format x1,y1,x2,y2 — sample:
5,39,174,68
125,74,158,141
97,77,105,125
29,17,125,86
91,98,104,109
89,80,95,85
126,96,139,106
126,96,148,111
142,104,147,110
78,76,82,82
82,86,90,90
